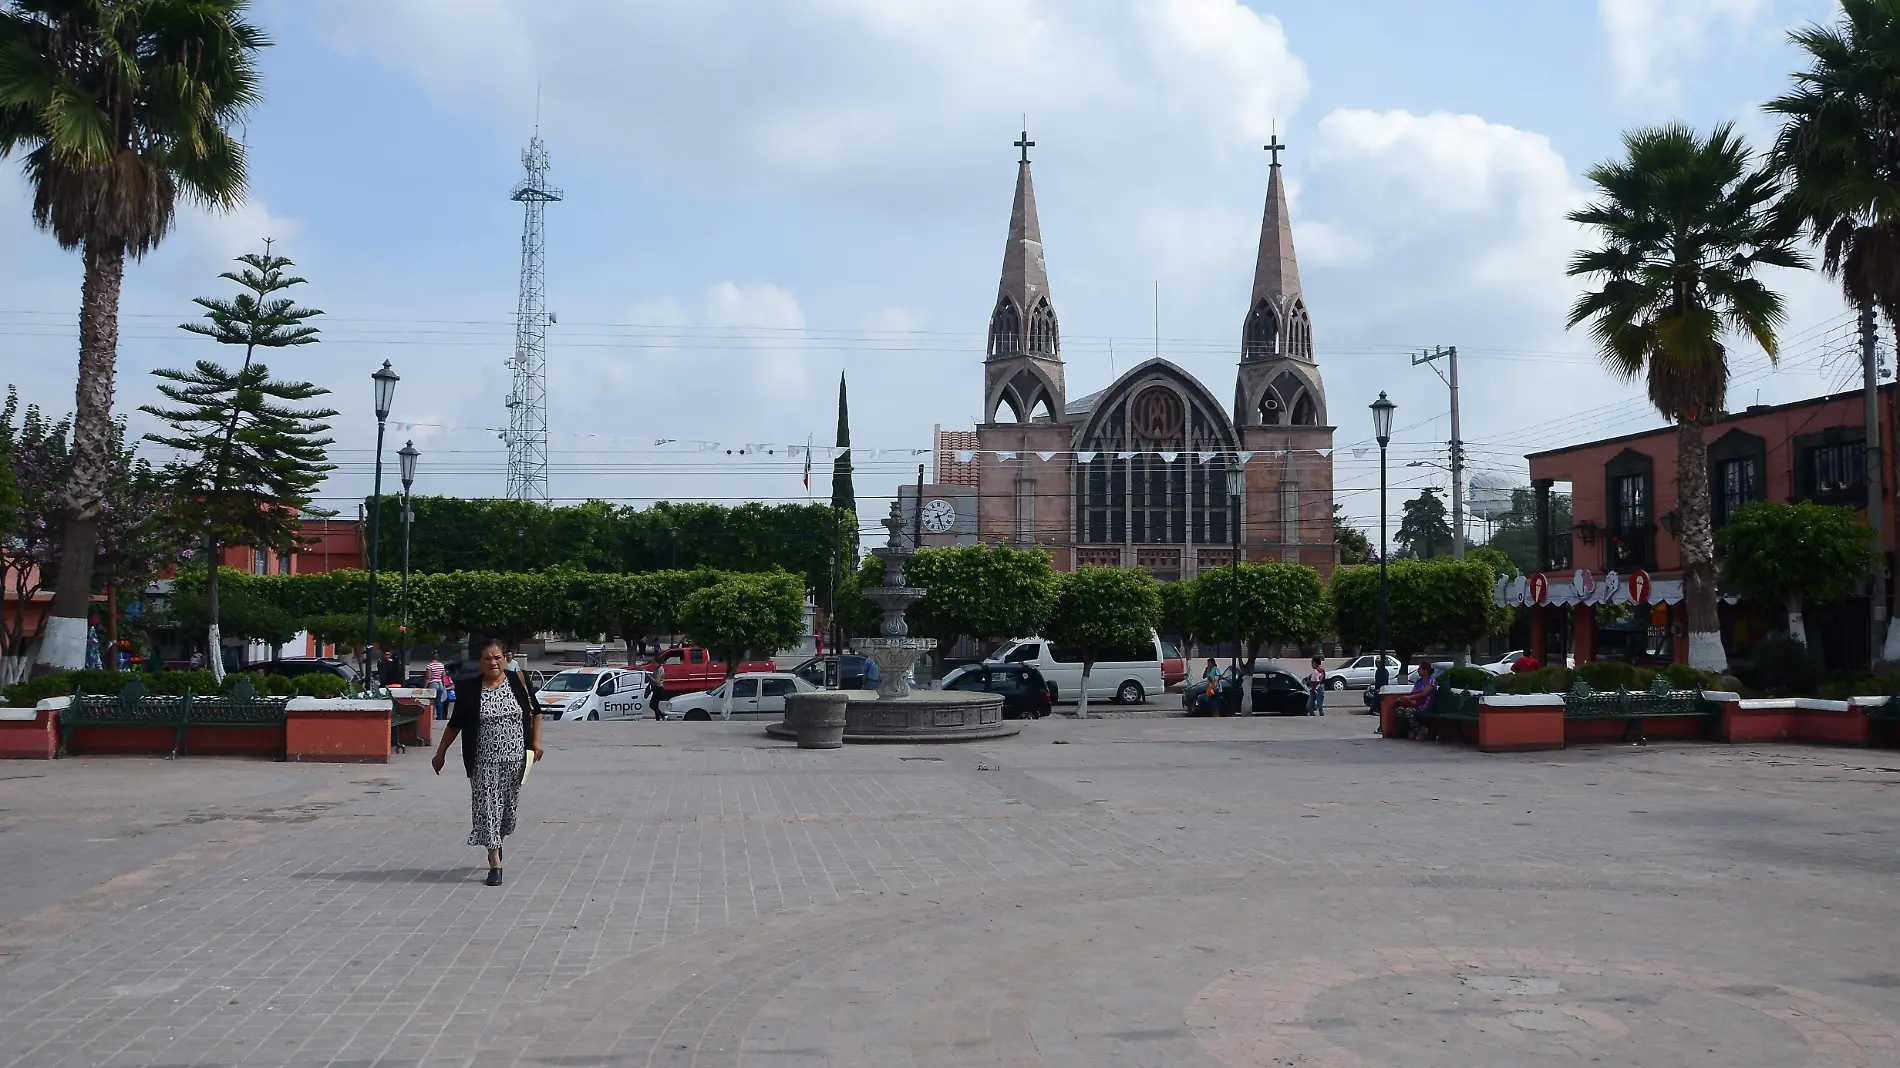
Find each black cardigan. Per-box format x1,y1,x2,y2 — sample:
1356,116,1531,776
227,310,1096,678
446,671,541,778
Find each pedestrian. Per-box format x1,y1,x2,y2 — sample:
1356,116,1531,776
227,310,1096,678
1306,656,1327,716
426,652,449,720
431,639,544,886
1201,658,1220,682
1511,652,1541,674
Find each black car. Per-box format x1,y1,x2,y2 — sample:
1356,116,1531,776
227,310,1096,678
791,654,874,691
247,657,358,682
1183,667,1313,716
940,663,1052,719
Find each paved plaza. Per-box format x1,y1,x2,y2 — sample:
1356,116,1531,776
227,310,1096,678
2,712,1898,1067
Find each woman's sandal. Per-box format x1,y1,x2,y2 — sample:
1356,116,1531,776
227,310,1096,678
486,867,503,887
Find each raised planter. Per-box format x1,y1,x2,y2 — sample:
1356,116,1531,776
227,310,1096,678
1715,694,1870,746
1476,693,1565,752
784,691,848,749
0,696,64,760
285,698,393,763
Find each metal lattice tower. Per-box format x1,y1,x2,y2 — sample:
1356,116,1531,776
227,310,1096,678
505,134,561,503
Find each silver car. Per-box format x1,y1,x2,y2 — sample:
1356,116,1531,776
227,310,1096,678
1328,654,1402,690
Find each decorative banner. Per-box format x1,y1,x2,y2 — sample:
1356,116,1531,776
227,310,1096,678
1601,569,1623,605
1197,451,1215,464
1077,451,1098,464
955,450,974,463
996,451,1017,460
1116,451,1135,461
1628,569,1651,604
1571,569,1596,602
1158,451,1178,463
1238,451,1256,464
1509,574,1528,607
1493,574,1511,607
1528,573,1548,605
1038,451,1058,461
1316,449,1333,458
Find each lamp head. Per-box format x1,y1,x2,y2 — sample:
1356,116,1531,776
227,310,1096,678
1225,466,1242,500
372,360,400,421
1369,391,1395,447
397,440,419,488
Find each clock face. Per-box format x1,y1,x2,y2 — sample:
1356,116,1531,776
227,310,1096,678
921,498,957,534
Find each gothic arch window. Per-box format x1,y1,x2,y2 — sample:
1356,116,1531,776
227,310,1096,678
1287,300,1312,359
1075,373,1237,548
1028,297,1060,356
1291,392,1318,426
988,298,1021,357
1243,298,1279,359
1260,388,1284,426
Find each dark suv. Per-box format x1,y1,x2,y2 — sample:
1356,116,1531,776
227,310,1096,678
791,654,873,691
940,663,1052,719
247,658,357,682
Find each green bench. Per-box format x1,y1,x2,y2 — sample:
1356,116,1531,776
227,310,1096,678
1868,697,1900,746
1413,688,1480,742
389,703,420,753
1563,676,1716,745
60,677,289,759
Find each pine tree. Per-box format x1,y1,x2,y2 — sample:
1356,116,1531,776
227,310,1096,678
142,244,331,678
830,371,855,517
1396,489,1452,560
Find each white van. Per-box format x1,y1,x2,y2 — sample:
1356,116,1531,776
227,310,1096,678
986,633,1165,705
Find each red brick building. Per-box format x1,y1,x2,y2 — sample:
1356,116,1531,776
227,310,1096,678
1521,385,1893,668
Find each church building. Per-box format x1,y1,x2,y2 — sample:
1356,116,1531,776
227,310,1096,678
907,136,1337,582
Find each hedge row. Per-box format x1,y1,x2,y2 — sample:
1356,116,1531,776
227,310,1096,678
2,669,348,707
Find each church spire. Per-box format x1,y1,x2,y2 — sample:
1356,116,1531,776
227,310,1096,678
983,128,1064,423
1250,133,1302,307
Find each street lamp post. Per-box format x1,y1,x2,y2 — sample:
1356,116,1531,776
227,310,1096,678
397,440,419,683
1226,465,1243,717
365,361,399,688
1370,392,1396,697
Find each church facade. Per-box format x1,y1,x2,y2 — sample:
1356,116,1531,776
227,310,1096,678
911,139,1337,583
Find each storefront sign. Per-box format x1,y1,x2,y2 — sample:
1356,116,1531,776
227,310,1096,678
1627,569,1650,604
1528,573,1548,605
1571,569,1596,602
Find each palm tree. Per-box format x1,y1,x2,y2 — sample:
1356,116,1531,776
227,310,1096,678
1567,123,1805,672
0,0,266,671
1766,0,1900,662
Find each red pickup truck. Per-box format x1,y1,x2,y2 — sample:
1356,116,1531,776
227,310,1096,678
648,646,776,698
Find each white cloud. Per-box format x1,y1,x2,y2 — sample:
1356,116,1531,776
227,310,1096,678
1598,0,1768,107
861,306,931,334
703,282,808,397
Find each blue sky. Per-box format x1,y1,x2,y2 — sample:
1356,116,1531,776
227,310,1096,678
0,0,1865,542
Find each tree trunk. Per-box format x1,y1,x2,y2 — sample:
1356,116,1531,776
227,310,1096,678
1785,594,1807,648
1240,644,1256,716
1077,663,1091,719
35,237,125,674
1677,417,1728,671
105,583,117,672
206,544,225,682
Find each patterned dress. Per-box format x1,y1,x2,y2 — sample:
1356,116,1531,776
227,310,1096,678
468,681,526,848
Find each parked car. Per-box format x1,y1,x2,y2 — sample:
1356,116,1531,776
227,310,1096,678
987,632,1165,705
1328,654,1402,690
1182,666,1315,716
1160,640,1187,687
535,667,652,721
246,658,358,682
649,646,776,699
663,672,817,720
1478,650,1525,676
790,653,874,691
940,663,1052,719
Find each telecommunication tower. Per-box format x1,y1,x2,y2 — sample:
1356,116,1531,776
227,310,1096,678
505,134,561,503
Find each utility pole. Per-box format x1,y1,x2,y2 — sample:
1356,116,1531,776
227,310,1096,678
1862,305,1891,665
1412,346,1464,558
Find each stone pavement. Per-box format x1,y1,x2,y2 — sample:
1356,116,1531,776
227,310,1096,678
1,714,1898,1067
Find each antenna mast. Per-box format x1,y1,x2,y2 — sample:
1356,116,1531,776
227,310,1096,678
505,133,561,503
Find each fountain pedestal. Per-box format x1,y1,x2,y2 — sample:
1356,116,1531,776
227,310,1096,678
767,502,1017,744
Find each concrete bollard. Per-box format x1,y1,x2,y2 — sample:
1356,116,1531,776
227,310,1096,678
785,691,848,749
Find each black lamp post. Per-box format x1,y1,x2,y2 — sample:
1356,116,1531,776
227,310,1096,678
1226,464,1243,716
1370,392,1396,691
397,440,419,683
365,360,399,687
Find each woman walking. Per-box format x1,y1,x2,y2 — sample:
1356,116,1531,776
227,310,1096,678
431,639,543,886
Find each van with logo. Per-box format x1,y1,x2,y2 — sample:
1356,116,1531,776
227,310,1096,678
535,668,652,721
985,633,1165,705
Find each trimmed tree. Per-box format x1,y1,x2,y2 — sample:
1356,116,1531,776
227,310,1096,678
898,544,1057,666
1330,558,1496,672
1158,580,1197,661
1191,561,1327,714
681,570,806,718
1718,500,1878,647
4,1,268,672
1043,567,1161,719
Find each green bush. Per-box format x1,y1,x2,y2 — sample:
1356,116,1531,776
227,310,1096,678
224,672,296,697
1739,637,1822,696
1441,665,1489,691
291,673,349,698
1576,660,1640,691
2,673,71,707
142,669,221,696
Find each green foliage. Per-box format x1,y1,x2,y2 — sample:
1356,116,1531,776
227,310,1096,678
681,571,807,670
163,587,299,648
225,672,295,697
903,544,1057,647
1734,635,1824,696
1158,581,1197,647
1463,545,1519,635
1575,659,1641,691
1044,568,1163,672
1662,663,1724,691
1484,487,1570,576
1441,665,1489,691
143,670,221,696
1396,489,1452,559
1333,504,1371,566
1329,558,1499,667
2,673,75,707
834,564,883,641
301,613,398,652
291,673,349,698
1190,562,1327,667
1718,500,1877,610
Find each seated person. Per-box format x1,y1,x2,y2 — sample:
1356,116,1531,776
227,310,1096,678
1391,662,1438,738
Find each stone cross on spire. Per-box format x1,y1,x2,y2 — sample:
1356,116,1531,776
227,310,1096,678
1264,132,1287,168
1015,129,1035,165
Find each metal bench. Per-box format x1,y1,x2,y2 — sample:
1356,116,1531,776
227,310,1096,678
1563,675,1715,745
60,677,287,758
1868,696,1900,746
389,704,421,753
1413,688,1480,742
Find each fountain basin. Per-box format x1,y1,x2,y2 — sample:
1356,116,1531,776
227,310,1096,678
766,689,1018,743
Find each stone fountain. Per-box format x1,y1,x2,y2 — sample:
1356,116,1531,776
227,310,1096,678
768,502,1017,743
